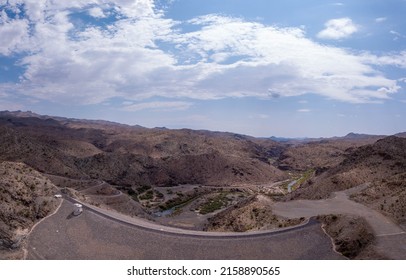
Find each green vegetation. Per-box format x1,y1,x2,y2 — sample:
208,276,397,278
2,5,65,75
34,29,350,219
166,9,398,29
159,193,200,211
155,190,164,199
139,190,153,200
282,169,315,192
131,194,139,202
136,185,151,194
127,189,136,196
199,192,229,215
296,169,315,186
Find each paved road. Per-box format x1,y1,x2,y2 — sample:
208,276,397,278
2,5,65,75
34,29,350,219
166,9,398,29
25,199,344,260
272,186,406,259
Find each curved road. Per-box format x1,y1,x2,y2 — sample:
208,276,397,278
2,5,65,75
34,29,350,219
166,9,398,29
25,197,343,260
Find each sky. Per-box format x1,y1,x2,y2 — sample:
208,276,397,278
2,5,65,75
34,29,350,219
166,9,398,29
0,0,405,138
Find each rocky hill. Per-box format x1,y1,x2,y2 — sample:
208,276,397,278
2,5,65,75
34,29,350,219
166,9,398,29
277,136,383,171
0,161,59,259
288,136,406,227
0,111,286,188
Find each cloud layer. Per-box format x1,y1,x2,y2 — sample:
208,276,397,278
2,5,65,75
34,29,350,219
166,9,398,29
0,0,405,109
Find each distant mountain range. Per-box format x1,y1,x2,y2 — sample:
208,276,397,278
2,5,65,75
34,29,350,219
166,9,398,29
269,132,391,143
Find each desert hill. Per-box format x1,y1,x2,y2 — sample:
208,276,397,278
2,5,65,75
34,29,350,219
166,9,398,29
277,134,384,171
0,161,59,259
290,136,406,198
395,132,406,138
288,136,406,227
0,111,286,188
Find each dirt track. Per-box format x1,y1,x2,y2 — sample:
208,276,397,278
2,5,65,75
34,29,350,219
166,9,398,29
272,185,406,259
25,199,343,260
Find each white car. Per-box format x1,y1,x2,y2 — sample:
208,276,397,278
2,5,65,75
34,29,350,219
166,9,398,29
73,203,83,216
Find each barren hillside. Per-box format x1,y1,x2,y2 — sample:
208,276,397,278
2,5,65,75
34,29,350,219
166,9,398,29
0,161,59,259
289,136,406,198
0,111,286,188
277,136,383,171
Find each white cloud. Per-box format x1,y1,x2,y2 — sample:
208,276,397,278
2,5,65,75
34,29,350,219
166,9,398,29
0,19,29,55
0,2,404,107
88,7,106,18
361,51,406,68
297,109,311,113
114,0,157,18
375,17,387,23
317,17,359,40
122,101,193,111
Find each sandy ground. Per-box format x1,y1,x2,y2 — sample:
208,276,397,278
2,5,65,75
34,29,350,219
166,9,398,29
25,199,343,260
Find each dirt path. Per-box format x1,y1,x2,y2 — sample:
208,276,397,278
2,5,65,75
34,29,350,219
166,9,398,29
78,180,106,192
22,197,64,259
271,184,406,259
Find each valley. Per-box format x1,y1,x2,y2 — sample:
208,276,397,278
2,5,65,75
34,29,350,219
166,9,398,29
0,111,405,260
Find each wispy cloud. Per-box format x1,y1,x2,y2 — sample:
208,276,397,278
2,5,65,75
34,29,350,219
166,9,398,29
317,17,359,40
122,101,193,112
390,30,406,40
249,114,269,119
375,17,387,23
297,109,311,113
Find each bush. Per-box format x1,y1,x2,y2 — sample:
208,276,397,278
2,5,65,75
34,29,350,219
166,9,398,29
139,190,153,200
199,193,229,215
136,185,151,194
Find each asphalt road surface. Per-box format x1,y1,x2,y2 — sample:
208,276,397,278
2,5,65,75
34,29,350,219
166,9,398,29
26,199,344,260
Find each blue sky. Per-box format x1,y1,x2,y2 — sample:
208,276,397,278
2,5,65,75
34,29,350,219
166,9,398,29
0,0,405,137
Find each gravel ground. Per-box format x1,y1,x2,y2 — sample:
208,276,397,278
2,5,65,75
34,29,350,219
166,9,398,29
25,200,343,260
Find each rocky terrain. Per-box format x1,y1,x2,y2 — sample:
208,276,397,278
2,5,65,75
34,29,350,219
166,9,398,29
287,137,406,197
0,111,286,188
277,135,383,171
351,173,406,228
318,214,384,259
0,161,59,259
204,195,304,232
284,136,406,230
